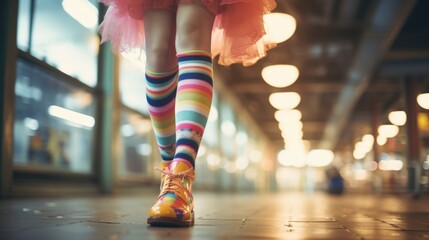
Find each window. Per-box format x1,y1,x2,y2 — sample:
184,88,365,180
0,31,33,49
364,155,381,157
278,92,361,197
118,109,154,178
17,0,99,87
14,59,96,173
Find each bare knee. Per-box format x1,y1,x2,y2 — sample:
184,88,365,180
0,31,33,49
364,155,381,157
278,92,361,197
176,5,214,52
145,43,176,71
176,20,203,50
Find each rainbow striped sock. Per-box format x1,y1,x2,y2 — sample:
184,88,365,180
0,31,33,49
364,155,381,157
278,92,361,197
145,68,178,161
174,51,213,167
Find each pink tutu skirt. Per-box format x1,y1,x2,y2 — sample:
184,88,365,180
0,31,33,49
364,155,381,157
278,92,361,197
98,0,277,66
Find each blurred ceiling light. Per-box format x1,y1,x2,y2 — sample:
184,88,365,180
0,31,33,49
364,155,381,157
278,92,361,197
378,124,399,138
235,157,249,170
388,111,407,126
235,131,248,145
354,169,368,181
221,120,236,137
307,149,334,167
355,141,371,154
377,135,387,146
362,134,374,146
62,0,98,29
283,139,306,150
24,117,39,131
355,135,373,155
281,130,303,140
136,143,152,156
207,153,221,167
275,109,302,122
379,160,403,171
417,93,429,110
224,161,237,174
353,148,366,160
269,92,300,110
249,150,262,163
264,13,296,43
277,149,306,167
48,105,95,128
423,160,429,170
261,65,299,88
279,121,303,132
120,124,136,137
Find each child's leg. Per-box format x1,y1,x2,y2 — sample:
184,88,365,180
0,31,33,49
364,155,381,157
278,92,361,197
173,3,215,167
147,3,215,227
143,10,178,162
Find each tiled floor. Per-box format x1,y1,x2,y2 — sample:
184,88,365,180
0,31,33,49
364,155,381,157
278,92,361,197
1,191,429,239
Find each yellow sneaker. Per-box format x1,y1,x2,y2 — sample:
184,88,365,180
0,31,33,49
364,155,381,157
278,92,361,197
147,160,195,227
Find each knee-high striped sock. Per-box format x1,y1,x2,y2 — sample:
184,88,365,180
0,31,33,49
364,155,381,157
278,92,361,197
145,68,178,161
174,51,213,167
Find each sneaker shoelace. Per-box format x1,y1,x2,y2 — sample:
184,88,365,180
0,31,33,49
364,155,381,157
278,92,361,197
156,167,196,196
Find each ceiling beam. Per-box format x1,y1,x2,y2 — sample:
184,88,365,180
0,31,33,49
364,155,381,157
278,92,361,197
231,82,402,94
319,0,417,150
380,59,429,77
386,50,429,61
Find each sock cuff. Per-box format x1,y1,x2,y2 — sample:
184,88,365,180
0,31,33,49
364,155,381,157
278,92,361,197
177,50,212,58
145,67,178,77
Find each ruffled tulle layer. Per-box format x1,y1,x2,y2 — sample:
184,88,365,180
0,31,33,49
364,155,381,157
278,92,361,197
98,0,277,66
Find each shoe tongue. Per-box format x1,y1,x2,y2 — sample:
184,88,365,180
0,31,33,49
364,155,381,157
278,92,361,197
160,161,170,170
168,160,192,174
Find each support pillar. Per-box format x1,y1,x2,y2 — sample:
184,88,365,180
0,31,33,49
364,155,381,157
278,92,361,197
370,96,382,193
404,77,422,194
0,0,18,198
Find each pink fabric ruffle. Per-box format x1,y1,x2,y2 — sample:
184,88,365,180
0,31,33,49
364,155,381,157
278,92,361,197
98,0,277,66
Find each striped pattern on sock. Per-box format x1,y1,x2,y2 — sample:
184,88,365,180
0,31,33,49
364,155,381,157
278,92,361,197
145,68,178,161
174,51,213,167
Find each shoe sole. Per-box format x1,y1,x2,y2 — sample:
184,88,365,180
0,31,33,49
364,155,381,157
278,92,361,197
147,211,194,227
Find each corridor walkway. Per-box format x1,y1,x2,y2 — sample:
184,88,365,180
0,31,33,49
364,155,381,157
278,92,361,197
1,191,429,239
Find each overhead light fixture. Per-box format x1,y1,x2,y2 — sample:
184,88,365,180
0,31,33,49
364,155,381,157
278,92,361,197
378,124,399,138
221,120,236,137
362,134,374,147
207,153,221,168
281,130,303,141
388,111,407,126
279,121,303,132
62,0,98,29
24,117,39,131
353,148,366,160
235,131,248,145
307,149,334,167
269,92,300,110
377,135,387,146
235,157,249,170
417,93,429,110
48,105,95,128
379,160,403,171
264,13,296,43
354,141,372,155
261,65,299,88
275,109,302,122
277,149,306,168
